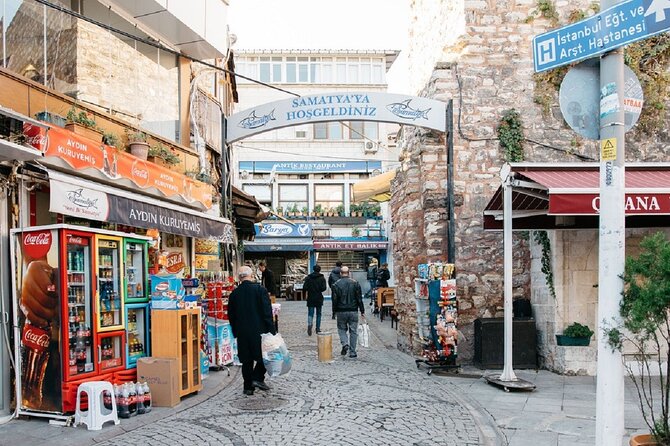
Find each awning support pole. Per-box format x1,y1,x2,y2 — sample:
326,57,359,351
499,168,517,382
446,99,455,264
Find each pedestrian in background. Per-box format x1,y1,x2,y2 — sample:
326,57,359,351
366,258,378,305
377,262,391,288
328,261,342,289
331,266,364,358
228,266,276,395
258,261,277,300
303,264,327,336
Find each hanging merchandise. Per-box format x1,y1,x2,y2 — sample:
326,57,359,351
414,262,459,375
202,274,239,369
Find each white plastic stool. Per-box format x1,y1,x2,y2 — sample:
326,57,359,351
74,381,119,430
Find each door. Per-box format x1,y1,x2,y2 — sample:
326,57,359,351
190,311,200,390
62,231,96,380
125,304,149,368
123,239,148,303
95,235,124,332
97,331,126,373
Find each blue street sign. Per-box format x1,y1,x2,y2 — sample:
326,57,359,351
533,0,670,72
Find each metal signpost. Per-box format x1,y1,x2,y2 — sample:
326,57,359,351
532,1,670,444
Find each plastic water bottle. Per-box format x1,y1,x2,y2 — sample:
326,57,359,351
142,382,152,413
135,382,145,414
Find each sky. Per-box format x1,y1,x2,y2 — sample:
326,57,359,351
227,0,410,92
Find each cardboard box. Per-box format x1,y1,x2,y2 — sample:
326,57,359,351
137,357,180,407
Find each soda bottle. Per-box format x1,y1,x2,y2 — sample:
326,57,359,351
21,322,51,406
126,382,137,417
135,382,145,414
103,388,112,411
142,382,152,413
117,384,130,418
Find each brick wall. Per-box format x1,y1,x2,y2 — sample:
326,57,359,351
394,0,670,362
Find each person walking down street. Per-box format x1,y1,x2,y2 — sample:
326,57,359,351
303,264,327,336
366,258,379,305
328,261,342,290
331,266,364,358
377,263,391,288
228,266,276,396
258,261,277,300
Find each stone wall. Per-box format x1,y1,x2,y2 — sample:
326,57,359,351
394,0,670,363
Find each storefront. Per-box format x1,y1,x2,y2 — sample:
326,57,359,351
313,239,388,294
243,222,313,298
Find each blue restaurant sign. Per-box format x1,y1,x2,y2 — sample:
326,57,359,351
255,222,312,238
533,0,670,72
240,160,382,173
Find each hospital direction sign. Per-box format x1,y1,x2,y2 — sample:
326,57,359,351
533,0,670,72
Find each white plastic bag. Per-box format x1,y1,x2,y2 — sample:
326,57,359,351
358,323,370,348
261,332,292,377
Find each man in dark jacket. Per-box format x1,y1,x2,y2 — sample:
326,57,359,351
328,261,342,289
258,261,277,298
331,266,364,358
377,263,391,288
303,264,327,336
228,266,276,395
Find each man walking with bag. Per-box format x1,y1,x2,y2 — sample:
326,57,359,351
228,266,276,395
331,266,364,358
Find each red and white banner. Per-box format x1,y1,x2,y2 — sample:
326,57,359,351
313,241,388,250
550,193,670,215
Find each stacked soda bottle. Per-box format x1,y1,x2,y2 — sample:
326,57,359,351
113,382,151,418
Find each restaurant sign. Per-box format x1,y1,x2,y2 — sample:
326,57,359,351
256,223,312,237
23,123,213,209
313,240,388,250
550,193,670,215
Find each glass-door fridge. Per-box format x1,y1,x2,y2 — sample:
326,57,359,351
123,238,148,303
61,231,96,380
124,303,150,368
95,235,124,332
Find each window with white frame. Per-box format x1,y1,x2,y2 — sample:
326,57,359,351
314,184,344,212
242,184,272,205
314,122,343,140
348,121,378,140
278,184,308,212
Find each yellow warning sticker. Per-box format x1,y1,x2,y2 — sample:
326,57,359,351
601,138,616,161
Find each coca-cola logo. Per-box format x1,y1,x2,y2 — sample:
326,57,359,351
22,325,50,352
68,235,88,246
22,230,52,259
131,160,150,188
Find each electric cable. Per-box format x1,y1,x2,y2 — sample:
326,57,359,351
235,143,401,163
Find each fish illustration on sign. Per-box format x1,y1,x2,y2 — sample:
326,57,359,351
386,99,431,121
238,109,276,129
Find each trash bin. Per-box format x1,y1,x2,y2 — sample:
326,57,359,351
317,332,333,362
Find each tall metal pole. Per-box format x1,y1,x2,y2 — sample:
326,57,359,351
446,99,455,264
499,168,517,382
596,0,625,443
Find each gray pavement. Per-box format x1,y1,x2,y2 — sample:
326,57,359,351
0,299,652,445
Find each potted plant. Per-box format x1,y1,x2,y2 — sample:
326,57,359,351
301,206,308,218
148,143,180,166
351,227,361,237
102,131,120,149
275,206,283,217
126,129,149,160
556,323,594,346
605,232,670,446
314,204,323,217
65,106,103,142
335,204,344,216
350,203,360,217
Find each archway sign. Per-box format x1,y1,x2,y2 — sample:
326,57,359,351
226,92,447,143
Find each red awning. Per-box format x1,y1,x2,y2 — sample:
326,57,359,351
483,163,670,230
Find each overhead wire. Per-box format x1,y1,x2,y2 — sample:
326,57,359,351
235,143,402,163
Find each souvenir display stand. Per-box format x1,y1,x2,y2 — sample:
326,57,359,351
202,277,237,373
414,263,459,375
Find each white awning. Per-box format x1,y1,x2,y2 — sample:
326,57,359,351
352,169,397,203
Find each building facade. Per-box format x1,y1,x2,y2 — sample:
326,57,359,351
391,0,670,370
232,49,399,296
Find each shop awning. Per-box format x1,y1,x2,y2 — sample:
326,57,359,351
243,237,313,252
48,171,234,242
0,106,45,162
232,186,269,240
352,169,397,203
483,163,670,230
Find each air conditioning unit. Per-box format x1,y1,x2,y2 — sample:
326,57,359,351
364,141,378,153
240,170,250,179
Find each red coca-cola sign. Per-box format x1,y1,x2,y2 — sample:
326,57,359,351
131,160,150,188
67,235,88,246
22,324,50,352
22,230,53,259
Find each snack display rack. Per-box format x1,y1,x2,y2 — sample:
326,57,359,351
414,263,459,375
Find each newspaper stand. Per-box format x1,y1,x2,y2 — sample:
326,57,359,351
414,263,459,375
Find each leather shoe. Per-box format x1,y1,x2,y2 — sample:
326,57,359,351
307,325,312,336
253,380,271,391
243,389,254,396
341,345,349,356
349,353,358,358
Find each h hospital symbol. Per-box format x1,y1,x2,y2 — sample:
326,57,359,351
536,38,556,65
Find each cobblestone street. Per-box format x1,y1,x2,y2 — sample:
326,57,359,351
92,300,485,446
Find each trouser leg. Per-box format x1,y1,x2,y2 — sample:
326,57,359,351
315,306,322,331
242,361,254,390
252,360,267,382
307,306,314,327
348,312,359,355
336,313,348,346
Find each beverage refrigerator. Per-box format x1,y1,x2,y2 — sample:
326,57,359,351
124,303,150,368
10,224,150,418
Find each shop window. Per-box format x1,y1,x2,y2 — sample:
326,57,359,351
314,184,343,211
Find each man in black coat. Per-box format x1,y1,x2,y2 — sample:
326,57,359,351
377,263,391,288
331,266,364,358
328,261,343,289
303,264,327,336
228,265,276,395
258,261,277,298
